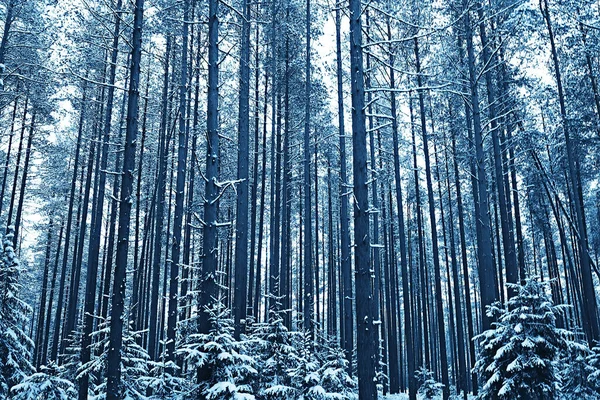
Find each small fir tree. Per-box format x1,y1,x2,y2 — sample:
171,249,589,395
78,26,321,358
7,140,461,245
587,345,600,393
288,330,324,400
415,367,443,399
77,320,150,399
559,341,600,400
141,343,188,399
180,298,256,400
475,278,572,399
0,227,34,396
10,362,76,400
317,337,357,400
253,308,299,399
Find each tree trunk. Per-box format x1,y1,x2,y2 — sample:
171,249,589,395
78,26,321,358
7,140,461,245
197,0,219,387
540,0,600,344
167,0,190,364
148,35,171,361
105,0,144,396
335,7,353,370
348,0,377,397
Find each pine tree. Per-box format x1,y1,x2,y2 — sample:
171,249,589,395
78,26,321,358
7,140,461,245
253,309,298,399
0,227,33,396
288,331,323,400
586,345,600,394
415,367,444,399
78,320,150,399
10,363,76,400
141,348,188,399
475,278,572,399
318,341,357,400
559,342,600,399
180,299,256,399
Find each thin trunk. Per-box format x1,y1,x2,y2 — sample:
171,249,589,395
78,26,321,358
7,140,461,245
303,0,313,336
540,0,600,343
105,0,144,396
414,36,449,399
148,35,171,361
167,0,190,363
335,7,353,369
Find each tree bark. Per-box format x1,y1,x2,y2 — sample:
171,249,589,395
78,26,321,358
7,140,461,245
105,0,144,396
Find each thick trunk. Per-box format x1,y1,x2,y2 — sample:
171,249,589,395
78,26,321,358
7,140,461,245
462,0,497,331
197,0,219,387
348,0,377,397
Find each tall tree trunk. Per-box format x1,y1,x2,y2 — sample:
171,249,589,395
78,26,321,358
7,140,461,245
105,0,144,396
303,0,314,337
335,7,353,370
7,97,28,229
476,3,519,297
197,0,219,386
12,110,35,245
34,219,53,369
148,35,171,361
388,16,414,396
348,0,377,397
0,96,18,214
78,108,102,400
540,0,600,344
281,5,292,329
82,0,123,364
167,0,190,364
248,12,261,319
233,0,250,339
462,0,497,332
414,37,449,399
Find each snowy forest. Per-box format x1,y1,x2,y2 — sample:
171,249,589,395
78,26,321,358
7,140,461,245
1,0,600,398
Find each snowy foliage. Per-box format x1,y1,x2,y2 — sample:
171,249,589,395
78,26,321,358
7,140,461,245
0,227,34,396
415,367,443,399
140,347,188,399
475,278,572,399
316,338,357,400
586,345,600,393
288,330,324,400
179,299,256,399
252,309,299,399
77,320,150,399
559,341,600,399
11,363,76,400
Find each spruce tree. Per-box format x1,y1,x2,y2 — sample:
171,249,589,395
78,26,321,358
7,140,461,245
180,299,256,399
475,278,572,399
0,227,33,396
11,363,76,400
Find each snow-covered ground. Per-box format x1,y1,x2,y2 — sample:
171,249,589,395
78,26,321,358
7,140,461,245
382,395,476,399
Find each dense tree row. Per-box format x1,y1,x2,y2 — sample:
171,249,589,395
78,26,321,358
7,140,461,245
0,0,599,399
